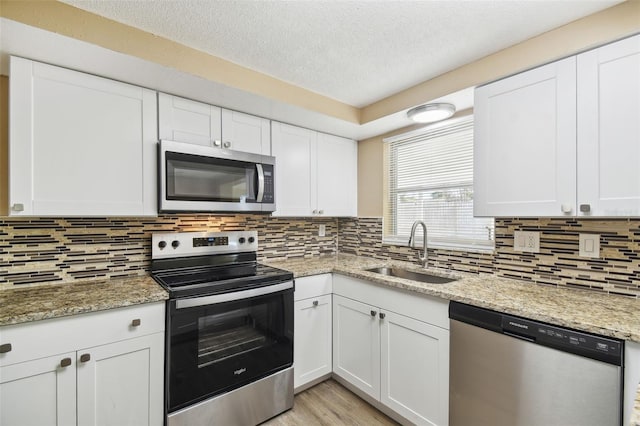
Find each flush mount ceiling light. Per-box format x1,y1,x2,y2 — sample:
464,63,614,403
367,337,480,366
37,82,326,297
407,103,456,123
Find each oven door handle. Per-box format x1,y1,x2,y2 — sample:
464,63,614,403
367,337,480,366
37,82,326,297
255,164,265,203
175,281,293,309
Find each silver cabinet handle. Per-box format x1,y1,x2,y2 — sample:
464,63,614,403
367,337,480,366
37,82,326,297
131,319,141,327
60,357,72,368
80,353,91,363
579,204,591,213
312,300,319,307
213,140,222,147
379,312,386,320
312,210,318,214
318,210,324,215
370,310,377,317
223,141,232,148
11,204,24,212
0,343,12,353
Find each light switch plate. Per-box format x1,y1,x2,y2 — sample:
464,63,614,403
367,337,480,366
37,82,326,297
579,233,600,258
318,224,326,237
513,231,540,253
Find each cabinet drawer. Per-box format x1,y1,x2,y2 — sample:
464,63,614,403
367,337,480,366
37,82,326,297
294,274,332,301
0,302,165,367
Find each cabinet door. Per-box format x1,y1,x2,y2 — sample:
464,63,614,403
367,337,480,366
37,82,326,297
158,93,222,147
474,57,577,217
9,57,157,216
380,311,449,426
271,122,317,216
0,352,76,426
294,294,332,390
577,35,640,216
221,109,271,155
77,333,165,426
316,133,358,217
332,294,380,400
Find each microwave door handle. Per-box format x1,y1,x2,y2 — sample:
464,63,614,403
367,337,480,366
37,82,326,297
255,164,265,202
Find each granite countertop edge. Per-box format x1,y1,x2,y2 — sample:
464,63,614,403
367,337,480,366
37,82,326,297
264,254,640,343
0,275,169,327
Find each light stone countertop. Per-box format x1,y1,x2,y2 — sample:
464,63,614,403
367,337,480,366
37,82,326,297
0,275,168,326
265,254,640,343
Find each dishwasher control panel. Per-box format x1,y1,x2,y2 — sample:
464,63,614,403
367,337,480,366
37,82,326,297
502,315,622,365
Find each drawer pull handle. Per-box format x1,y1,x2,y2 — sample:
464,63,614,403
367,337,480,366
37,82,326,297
131,319,141,327
312,300,319,307
0,343,12,353
370,310,377,317
379,312,386,320
80,353,91,363
60,357,72,368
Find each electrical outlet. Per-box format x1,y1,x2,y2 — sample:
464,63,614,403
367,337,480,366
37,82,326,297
579,233,600,258
318,224,326,237
514,231,540,253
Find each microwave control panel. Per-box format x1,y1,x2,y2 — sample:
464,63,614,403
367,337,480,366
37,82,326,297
262,164,274,203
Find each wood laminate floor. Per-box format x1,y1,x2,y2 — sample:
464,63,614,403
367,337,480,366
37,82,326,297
263,380,399,426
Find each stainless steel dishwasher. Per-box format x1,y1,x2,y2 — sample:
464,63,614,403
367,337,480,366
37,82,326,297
449,301,623,426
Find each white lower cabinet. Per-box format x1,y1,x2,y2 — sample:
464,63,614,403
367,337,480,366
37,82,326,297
333,294,380,399
0,302,165,426
0,352,76,426
333,274,449,426
380,311,449,426
294,274,333,391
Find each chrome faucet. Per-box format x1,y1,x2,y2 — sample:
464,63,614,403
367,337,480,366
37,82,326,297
408,220,428,267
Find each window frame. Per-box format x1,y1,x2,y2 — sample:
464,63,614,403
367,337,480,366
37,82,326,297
382,115,495,252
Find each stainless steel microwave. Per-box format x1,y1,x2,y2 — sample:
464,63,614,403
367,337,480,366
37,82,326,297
158,140,275,213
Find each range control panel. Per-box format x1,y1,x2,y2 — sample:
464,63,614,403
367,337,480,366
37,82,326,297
152,231,258,259
502,315,622,364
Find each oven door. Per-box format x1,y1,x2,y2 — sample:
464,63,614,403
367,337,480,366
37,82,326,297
167,281,293,413
159,140,275,213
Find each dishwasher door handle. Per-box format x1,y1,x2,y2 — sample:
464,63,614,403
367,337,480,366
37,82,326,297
503,330,536,343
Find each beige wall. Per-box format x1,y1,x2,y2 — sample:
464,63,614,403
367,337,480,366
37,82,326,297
357,1,639,216
0,0,360,124
361,0,640,123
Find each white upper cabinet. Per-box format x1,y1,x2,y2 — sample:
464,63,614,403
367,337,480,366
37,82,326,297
158,93,270,155
272,122,357,217
316,133,358,217
221,109,271,155
474,57,577,217
158,93,222,146
9,57,157,216
475,34,640,217
272,123,317,216
577,35,640,216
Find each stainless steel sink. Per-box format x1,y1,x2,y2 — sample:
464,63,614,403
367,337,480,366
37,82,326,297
366,267,457,284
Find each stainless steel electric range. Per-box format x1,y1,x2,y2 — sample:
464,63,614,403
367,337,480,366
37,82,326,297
151,231,294,426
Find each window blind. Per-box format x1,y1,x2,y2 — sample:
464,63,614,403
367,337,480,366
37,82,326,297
384,117,494,250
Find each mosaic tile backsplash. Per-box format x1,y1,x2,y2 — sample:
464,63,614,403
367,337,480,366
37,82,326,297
0,215,337,289
339,217,640,298
2,215,639,298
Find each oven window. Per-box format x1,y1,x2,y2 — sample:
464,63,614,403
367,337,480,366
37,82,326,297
197,305,274,368
168,288,293,412
166,152,257,202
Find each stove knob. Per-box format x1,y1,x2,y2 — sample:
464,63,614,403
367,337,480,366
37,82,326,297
248,237,255,243
238,237,246,244
158,241,167,249
171,240,180,249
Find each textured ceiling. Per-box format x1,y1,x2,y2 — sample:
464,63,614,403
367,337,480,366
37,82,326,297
60,0,621,107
